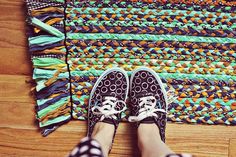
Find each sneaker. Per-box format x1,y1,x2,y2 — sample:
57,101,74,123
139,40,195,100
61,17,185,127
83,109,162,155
128,67,168,142
87,67,129,142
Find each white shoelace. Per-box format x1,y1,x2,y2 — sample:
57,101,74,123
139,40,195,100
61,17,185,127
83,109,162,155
92,96,127,121
128,96,167,122
128,89,178,122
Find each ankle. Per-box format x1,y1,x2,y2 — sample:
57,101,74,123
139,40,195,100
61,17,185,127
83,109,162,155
138,123,162,140
91,122,115,155
137,124,174,157
93,134,111,156
137,124,162,150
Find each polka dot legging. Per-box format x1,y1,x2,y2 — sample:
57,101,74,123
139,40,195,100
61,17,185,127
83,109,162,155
68,137,104,157
68,137,193,157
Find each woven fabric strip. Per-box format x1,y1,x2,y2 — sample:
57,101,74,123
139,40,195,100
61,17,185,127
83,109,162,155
70,1,236,13
26,0,63,12
26,0,236,136
26,0,72,136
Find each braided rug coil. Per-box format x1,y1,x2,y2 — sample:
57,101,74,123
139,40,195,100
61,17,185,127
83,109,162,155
26,0,236,136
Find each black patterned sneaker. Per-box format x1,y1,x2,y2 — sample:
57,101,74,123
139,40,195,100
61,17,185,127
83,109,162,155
87,67,129,142
128,67,168,142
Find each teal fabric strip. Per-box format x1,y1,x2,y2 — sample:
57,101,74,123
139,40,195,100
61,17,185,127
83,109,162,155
73,1,233,13
69,52,234,63
175,98,235,106
33,69,57,79
72,8,235,19
67,33,236,44
37,98,52,106
29,35,64,46
30,17,64,38
35,79,48,91
39,115,70,127
38,97,70,118
169,104,234,113
71,46,236,58
70,69,236,81
32,58,65,67
72,95,89,102
68,20,235,31
33,69,69,79
72,58,236,69
51,0,64,3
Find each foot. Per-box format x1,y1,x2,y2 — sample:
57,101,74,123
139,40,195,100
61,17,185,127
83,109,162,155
88,67,129,155
128,67,168,142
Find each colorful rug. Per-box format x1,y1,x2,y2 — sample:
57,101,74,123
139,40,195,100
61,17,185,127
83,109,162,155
25,0,236,136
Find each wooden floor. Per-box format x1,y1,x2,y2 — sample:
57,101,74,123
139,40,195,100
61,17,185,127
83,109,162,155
0,75,236,157
0,0,236,157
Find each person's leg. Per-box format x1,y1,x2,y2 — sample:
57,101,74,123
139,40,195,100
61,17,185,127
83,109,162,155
91,122,115,157
68,137,104,157
128,67,175,157
87,67,129,156
69,67,129,157
137,123,174,157
68,123,114,157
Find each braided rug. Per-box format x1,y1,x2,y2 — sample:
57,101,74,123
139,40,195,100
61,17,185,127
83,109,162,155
25,0,236,136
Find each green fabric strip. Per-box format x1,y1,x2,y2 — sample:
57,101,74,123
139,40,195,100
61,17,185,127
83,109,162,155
71,8,235,19
30,17,64,38
39,115,70,127
52,0,64,3
67,33,236,44
71,46,236,58
37,98,52,106
70,69,236,81
38,97,70,118
69,52,234,63
175,98,235,106
33,69,69,79
68,19,235,31
73,1,234,13
33,70,57,79
35,79,48,92
72,58,236,70
32,58,65,67
29,35,64,46
72,95,89,102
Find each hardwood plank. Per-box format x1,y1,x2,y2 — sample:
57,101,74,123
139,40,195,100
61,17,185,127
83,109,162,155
166,138,228,157
0,75,34,103
0,74,236,157
0,100,234,157
0,126,230,157
0,47,32,75
0,0,31,75
166,123,236,140
229,139,236,157
0,0,235,156
0,74,235,134
0,127,135,157
1,101,236,139
0,102,36,129
0,127,84,157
